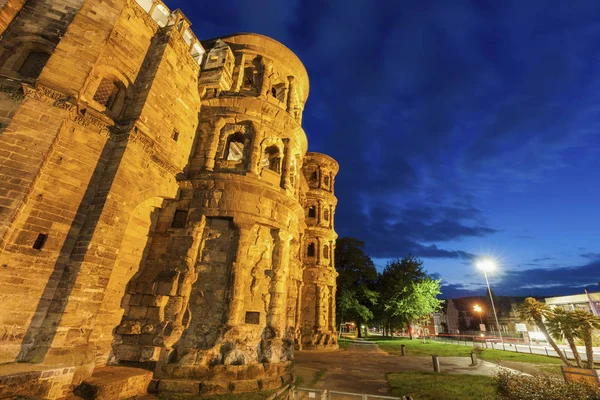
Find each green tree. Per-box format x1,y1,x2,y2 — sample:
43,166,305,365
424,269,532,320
570,309,600,369
546,308,583,368
335,238,378,338
518,298,572,366
379,256,442,339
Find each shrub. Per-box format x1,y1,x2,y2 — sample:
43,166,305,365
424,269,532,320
495,370,600,400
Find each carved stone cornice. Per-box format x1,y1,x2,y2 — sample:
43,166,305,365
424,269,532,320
0,84,24,102
21,83,182,176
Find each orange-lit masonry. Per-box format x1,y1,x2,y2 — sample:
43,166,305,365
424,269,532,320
0,0,339,397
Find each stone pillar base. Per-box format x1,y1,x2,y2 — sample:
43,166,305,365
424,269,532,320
153,361,294,396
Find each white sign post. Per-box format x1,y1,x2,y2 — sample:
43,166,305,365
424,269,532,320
480,324,486,332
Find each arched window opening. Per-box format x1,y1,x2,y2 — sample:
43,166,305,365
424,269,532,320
225,133,245,161
93,78,124,114
324,175,330,186
243,67,256,89
323,245,329,259
307,243,315,257
310,170,318,183
324,209,329,221
308,206,316,218
262,145,281,173
19,51,50,79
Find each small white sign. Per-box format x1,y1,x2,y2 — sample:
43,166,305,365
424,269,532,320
515,323,527,332
480,324,486,332
309,393,316,398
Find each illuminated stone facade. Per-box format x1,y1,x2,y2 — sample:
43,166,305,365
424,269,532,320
0,0,338,397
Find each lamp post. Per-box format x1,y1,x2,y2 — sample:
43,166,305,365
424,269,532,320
473,304,483,324
477,258,504,345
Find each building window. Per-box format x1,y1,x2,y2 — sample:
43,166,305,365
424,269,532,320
93,78,122,111
262,145,281,173
171,210,188,229
33,233,48,250
324,176,330,186
310,171,318,183
307,243,315,257
323,245,329,259
308,206,316,218
324,209,329,221
245,311,260,324
171,130,179,142
271,87,277,98
19,52,50,79
243,67,255,89
225,133,245,161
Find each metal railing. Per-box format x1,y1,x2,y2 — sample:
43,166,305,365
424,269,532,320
294,388,410,400
431,336,600,362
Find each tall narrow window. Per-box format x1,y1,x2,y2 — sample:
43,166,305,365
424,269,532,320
262,145,281,173
323,245,329,259
226,133,245,161
271,87,277,98
307,243,315,257
171,210,188,229
324,176,330,186
33,233,48,250
19,52,50,79
308,206,316,218
310,171,318,183
323,209,329,221
94,78,121,111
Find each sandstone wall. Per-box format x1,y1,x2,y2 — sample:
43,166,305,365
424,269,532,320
0,1,340,398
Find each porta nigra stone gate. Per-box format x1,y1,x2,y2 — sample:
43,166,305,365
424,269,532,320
0,0,339,397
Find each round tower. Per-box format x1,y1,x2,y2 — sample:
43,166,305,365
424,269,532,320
114,34,311,395
299,152,339,349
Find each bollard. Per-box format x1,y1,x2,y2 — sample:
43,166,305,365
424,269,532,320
401,344,406,356
470,351,478,366
432,355,440,373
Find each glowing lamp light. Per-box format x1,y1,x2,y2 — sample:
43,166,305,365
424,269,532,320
476,258,496,272
474,305,482,313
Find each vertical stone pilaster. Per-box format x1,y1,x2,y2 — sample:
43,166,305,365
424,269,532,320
280,139,291,189
204,119,226,171
268,230,293,335
227,220,255,326
286,76,295,113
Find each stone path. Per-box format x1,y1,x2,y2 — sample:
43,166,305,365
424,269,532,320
295,341,518,395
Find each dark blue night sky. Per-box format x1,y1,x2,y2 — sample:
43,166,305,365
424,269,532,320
168,0,600,298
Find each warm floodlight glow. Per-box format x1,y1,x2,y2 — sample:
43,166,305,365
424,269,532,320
474,305,482,313
476,258,496,272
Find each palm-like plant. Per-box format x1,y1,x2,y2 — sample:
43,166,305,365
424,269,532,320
518,297,572,366
546,308,582,367
570,309,600,369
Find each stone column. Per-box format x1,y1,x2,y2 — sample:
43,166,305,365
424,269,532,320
227,220,255,326
260,58,272,97
315,284,322,331
204,119,226,171
268,230,293,335
248,129,263,175
280,138,291,189
329,286,336,331
286,76,295,113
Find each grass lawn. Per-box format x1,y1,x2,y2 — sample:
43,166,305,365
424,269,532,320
365,336,565,365
387,371,496,400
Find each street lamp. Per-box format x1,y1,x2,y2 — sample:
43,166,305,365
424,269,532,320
476,258,504,345
473,304,483,324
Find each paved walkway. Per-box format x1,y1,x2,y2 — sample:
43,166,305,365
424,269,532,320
295,341,518,395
